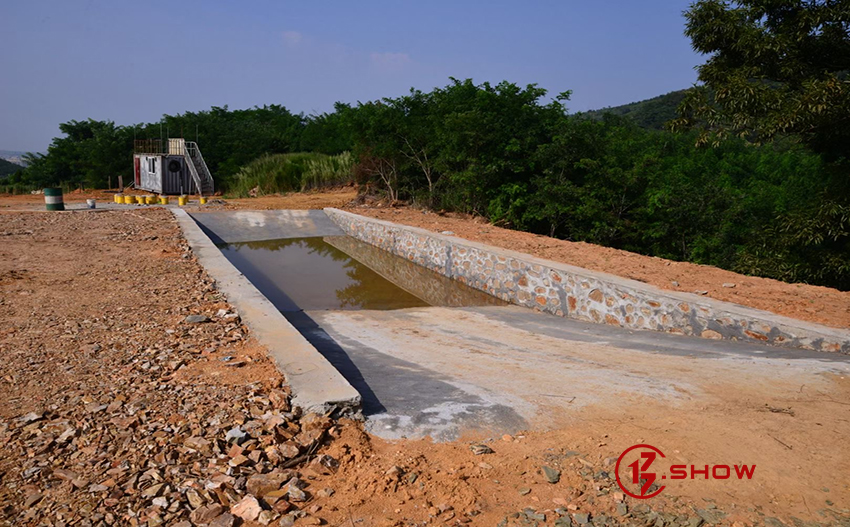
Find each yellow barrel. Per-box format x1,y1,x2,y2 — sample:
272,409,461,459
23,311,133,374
145,195,156,205
114,194,123,204
135,195,145,205
159,196,169,205
199,197,208,205
124,195,134,204
178,196,188,206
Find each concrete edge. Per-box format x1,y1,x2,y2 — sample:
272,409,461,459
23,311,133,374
325,208,850,353
171,208,362,417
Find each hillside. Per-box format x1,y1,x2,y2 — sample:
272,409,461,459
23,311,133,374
0,150,28,167
582,89,688,130
0,158,23,179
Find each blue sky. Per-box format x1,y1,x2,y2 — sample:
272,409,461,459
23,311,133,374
0,1,703,152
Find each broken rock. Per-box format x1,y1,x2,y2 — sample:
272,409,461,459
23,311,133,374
247,472,289,497
231,495,263,522
470,444,494,455
190,504,225,524
542,465,561,484
209,513,237,527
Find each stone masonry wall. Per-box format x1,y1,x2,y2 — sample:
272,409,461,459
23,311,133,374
324,236,505,308
325,208,850,354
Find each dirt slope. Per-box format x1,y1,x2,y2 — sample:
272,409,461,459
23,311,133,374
348,207,850,330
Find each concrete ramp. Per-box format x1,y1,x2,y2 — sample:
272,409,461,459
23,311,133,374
189,210,343,244
306,305,850,440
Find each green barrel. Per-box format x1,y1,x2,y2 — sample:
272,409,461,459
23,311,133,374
44,188,65,211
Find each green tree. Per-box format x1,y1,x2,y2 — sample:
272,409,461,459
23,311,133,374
300,103,356,155
672,0,850,162
671,0,850,289
14,119,131,189
348,100,407,202
430,79,567,215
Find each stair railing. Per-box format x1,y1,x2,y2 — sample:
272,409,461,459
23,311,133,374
185,142,215,195
181,147,205,197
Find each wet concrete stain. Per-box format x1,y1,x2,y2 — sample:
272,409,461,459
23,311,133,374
288,311,527,441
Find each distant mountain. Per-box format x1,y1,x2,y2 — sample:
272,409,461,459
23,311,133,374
0,150,29,167
582,89,688,130
0,157,24,178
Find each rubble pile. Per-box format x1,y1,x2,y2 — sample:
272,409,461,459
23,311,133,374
0,209,341,526
1,371,340,526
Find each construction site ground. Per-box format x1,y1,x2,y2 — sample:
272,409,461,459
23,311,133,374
0,193,848,526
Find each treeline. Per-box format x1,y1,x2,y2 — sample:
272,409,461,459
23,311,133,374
6,105,353,192
343,79,848,290
582,89,687,130
7,78,848,289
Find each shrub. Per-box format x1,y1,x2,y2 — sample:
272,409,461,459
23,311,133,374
229,152,353,197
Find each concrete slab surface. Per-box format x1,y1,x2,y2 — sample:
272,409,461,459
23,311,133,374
304,305,850,441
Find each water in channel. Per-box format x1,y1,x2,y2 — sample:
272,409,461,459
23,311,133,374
216,235,503,312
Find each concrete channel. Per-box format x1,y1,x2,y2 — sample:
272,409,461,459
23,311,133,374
172,209,361,417
179,209,850,441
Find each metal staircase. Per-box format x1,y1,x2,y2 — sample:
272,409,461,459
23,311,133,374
185,142,215,196
167,138,215,196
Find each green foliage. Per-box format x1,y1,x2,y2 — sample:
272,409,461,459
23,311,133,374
299,103,356,155
672,0,850,162
9,70,849,289
582,90,688,130
301,151,353,191
666,0,850,289
735,197,850,289
10,105,353,191
346,79,847,290
10,120,131,189
347,79,567,211
229,152,353,197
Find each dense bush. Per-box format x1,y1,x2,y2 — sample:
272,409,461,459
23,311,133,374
229,152,353,197
344,80,848,290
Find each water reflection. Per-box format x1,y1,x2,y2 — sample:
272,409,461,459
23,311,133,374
324,236,506,308
218,236,428,311
218,236,504,312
